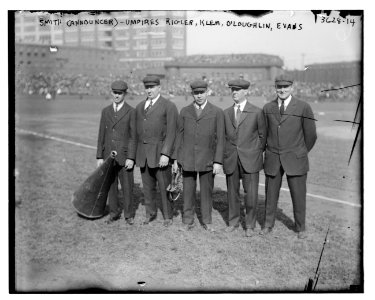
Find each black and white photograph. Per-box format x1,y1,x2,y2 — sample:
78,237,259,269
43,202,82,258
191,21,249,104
10,6,366,293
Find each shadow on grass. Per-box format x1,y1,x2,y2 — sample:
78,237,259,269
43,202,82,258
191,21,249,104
74,183,296,232
131,183,184,220
75,183,144,221
212,188,296,232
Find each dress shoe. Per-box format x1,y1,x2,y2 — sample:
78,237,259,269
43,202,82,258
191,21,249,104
245,228,256,237
105,215,120,224
225,225,238,233
259,227,272,236
141,214,157,225
163,219,173,227
125,217,134,225
297,231,308,239
203,224,216,232
179,223,195,231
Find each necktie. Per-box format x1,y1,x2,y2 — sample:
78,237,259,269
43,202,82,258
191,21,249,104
196,104,202,117
280,100,285,115
235,105,241,125
144,100,153,114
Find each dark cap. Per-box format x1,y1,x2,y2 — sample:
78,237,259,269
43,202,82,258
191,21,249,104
275,74,294,86
143,75,160,87
111,80,128,92
190,79,208,92
228,79,250,89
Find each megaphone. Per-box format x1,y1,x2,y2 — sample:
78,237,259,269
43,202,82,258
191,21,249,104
71,151,117,219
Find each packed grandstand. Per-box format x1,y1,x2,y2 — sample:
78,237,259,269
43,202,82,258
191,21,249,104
16,53,360,102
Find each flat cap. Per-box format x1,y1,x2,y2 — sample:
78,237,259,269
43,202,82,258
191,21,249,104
143,75,160,87
111,80,128,92
228,79,250,89
190,79,208,92
275,74,294,85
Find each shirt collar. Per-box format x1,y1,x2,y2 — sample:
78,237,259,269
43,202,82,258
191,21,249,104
148,93,160,104
278,95,292,108
113,101,125,111
194,100,208,110
234,99,247,111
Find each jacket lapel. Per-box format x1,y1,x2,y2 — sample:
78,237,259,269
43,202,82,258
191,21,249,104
197,101,213,121
237,101,252,127
112,102,131,127
268,99,280,122
186,103,198,119
146,95,162,115
106,105,116,126
229,105,237,128
280,97,297,124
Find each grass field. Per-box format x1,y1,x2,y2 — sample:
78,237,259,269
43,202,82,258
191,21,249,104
14,94,362,292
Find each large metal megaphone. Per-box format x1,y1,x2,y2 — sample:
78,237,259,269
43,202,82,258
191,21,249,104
71,151,117,219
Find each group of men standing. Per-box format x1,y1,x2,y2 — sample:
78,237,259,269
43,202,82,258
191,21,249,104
96,74,317,239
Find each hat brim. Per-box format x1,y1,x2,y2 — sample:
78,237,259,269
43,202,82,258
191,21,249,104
192,88,207,92
229,85,248,89
275,81,293,86
144,83,159,87
112,89,126,92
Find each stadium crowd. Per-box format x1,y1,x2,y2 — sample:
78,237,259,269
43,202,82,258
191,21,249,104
171,54,283,66
16,71,360,102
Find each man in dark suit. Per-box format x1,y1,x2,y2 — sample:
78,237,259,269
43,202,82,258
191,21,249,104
96,80,136,225
261,74,317,239
135,75,178,227
223,79,266,237
173,80,225,232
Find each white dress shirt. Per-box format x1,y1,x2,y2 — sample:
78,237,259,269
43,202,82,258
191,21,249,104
113,101,125,112
278,95,292,110
233,99,247,113
194,100,208,110
144,93,161,110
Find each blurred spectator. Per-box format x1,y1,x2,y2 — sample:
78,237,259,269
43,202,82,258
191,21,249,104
15,69,360,102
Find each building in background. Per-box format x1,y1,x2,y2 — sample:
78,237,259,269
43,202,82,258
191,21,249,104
15,43,125,76
287,61,361,86
14,11,187,73
164,54,284,82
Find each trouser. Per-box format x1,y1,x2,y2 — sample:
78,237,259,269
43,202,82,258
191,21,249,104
108,164,134,219
182,170,214,225
264,165,307,232
140,163,173,220
226,158,259,228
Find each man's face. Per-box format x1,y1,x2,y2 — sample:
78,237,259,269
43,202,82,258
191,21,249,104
111,90,126,104
145,85,161,100
192,89,208,106
231,87,247,104
275,84,293,100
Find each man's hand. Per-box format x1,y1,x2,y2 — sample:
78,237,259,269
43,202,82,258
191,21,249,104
213,163,222,175
172,160,178,173
159,155,169,168
125,159,134,170
97,159,104,168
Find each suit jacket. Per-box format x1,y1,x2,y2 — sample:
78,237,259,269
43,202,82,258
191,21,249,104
263,96,317,176
174,101,225,172
96,102,136,166
223,101,266,174
135,96,178,168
